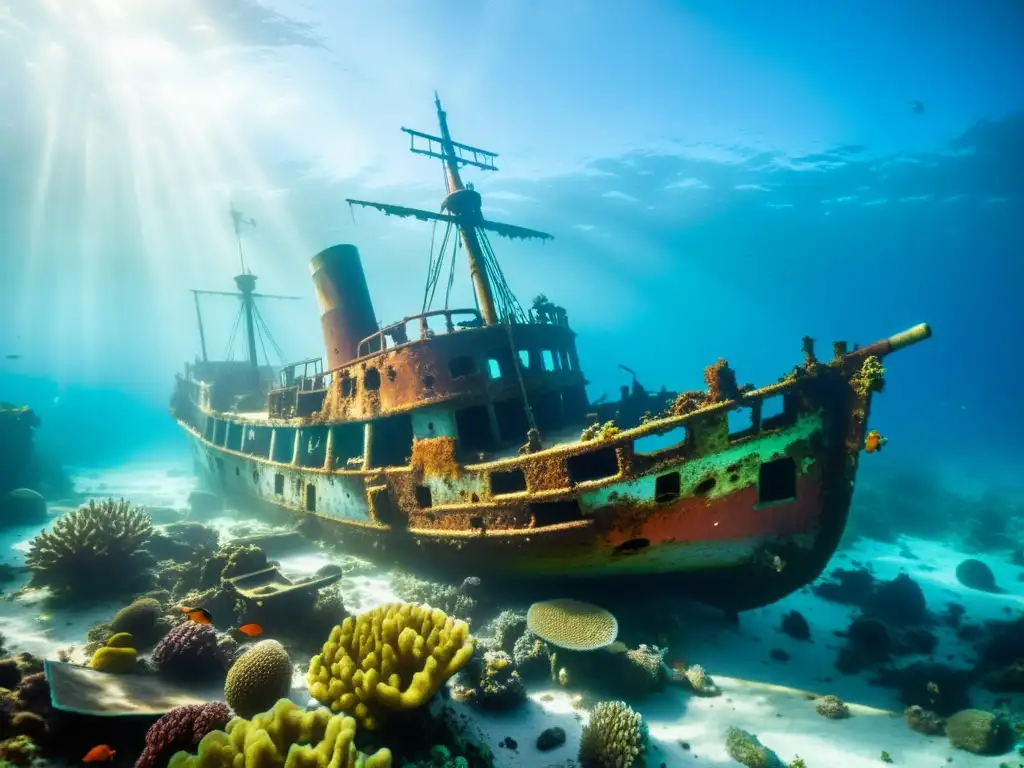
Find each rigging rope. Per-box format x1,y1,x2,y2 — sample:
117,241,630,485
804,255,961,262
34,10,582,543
223,302,244,360
503,316,537,434
252,302,286,367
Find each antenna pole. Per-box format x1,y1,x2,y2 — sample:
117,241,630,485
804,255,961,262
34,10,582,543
191,291,209,363
433,94,498,326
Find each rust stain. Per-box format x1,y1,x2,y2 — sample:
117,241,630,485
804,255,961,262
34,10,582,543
411,436,460,480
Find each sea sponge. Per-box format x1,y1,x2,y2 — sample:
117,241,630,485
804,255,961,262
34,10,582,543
24,498,154,599
307,602,475,730
851,355,886,397
152,622,227,680
87,634,139,674
814,695,851,719
224,639,293,719
135,702,231,768
945,708,1014,755
525,599,618,651
106,632,135,648
167,698,392,768
111,598,165,647
577,700,647,768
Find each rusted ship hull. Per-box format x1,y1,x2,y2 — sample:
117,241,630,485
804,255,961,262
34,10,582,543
172,100,932,613
173,339,905,612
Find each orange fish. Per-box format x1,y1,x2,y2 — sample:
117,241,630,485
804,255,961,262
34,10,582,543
181,606,212,625
82,745,116,762
864,430,887,454
236,623,263,637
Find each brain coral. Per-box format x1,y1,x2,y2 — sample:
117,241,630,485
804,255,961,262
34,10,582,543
167,698,391,768
224,640,293,719
307,602,475,730
526,599,618,651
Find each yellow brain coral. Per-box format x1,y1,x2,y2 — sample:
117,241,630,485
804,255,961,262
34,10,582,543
167,698,391,768
526,599,618,651
306,602,475,730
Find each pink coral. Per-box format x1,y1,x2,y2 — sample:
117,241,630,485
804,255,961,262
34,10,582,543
134,702,231,768
150,623,226,680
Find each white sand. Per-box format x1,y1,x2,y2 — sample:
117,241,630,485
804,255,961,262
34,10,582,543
2,463,1022,767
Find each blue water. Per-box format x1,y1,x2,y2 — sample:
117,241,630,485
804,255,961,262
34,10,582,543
0,6,1021,501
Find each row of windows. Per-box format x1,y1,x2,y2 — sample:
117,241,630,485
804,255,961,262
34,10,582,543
337,345,577,400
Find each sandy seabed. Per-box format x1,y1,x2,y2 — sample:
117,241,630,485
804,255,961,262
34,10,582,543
1,459,1022,767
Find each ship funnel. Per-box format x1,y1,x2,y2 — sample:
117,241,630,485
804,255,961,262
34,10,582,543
310,245,378,369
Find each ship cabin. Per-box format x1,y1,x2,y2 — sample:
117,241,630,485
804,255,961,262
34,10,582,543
233,303,591,476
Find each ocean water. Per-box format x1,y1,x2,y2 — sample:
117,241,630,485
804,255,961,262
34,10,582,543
1,2,1022,767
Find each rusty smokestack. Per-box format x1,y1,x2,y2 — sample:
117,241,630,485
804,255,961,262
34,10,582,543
310,244,378,369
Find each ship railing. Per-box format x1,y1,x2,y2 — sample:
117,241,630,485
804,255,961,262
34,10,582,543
356,308,484,358
278,357,324,389
473,323,932,498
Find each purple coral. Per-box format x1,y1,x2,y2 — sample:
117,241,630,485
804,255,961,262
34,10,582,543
151,623,227,680
134,702,231,768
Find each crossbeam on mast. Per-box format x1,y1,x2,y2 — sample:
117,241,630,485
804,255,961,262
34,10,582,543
345,199,553,242
400,127,499,171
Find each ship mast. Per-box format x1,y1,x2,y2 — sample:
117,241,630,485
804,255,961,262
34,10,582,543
345,93,553,326
189,205,302,376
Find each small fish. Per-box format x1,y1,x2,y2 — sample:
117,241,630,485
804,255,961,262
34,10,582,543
602,641,628,654
4,354,20,360
181,606,212,625
772,555,786,572
236,623,263,637
909,100,925,115
926,680,939,697
82,745,116,762
864,430,887,454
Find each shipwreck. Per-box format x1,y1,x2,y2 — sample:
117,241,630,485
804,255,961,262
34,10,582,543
171,95,932,611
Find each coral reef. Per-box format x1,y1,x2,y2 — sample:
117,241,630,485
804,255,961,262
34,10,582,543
525,599,618,651
677,663,721,697
24,498,154,601
723,726,783,768
483,610,527,656
199,544,269,588
167,698,392,768
903,705,944,735
390,573,480,625
813,695,850,719
945,709,1014,755
510,630,549,681
224,639,294,719
451,650,525,711
135,702,231,768
151,622,228,681
87,633,140,674
577,700,647,768
0,652,52,762
307,603,475,730
111,598,169,648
